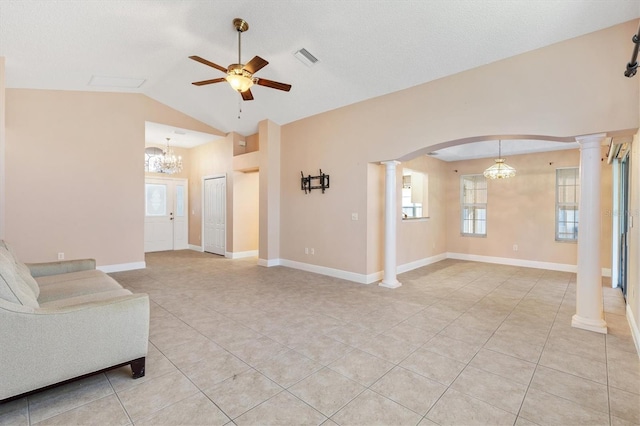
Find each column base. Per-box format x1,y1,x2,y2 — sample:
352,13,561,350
571,314,608,334
379,279,402,289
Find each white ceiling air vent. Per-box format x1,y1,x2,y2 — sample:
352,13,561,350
294,48,319,67
607,136,632,163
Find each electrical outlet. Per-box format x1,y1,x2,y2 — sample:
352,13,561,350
305,248,309,255
513,244,518,252
351,213,358,221
57,252,64,260
310,248,315,255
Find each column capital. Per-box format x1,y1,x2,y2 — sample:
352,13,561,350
381,160,401,167
575,133,607,146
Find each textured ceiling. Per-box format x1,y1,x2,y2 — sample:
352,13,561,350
1,0,639,143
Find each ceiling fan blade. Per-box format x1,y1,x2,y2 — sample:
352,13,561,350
256,78,292,92
241,89,254,101
189,55,228,74
192,77,226,86
244,56,269,74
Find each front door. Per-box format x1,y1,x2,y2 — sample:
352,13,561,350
144,177,188,252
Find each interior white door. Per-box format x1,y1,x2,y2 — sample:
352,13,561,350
204,177,226,256
144,178,188,252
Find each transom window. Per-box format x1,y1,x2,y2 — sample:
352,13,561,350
556,167,579,241
145,147,163,173
460,174,487,236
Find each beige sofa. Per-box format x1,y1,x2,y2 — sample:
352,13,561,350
0,240,149,401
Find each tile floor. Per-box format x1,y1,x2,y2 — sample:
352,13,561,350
1,251,639,426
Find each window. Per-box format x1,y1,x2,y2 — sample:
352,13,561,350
556,167,579,241
461,174,487,236
402,169,428,219
145,147,164,173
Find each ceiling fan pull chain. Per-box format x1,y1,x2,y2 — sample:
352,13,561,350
238,97,242,119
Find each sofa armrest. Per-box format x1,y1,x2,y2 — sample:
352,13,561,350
26,259,96,277
0,293,149,400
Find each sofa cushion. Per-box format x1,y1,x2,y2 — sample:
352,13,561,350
35,269,107,287
0,240,41,298
36,271,124,304
0,249,39,308
39,288,133,309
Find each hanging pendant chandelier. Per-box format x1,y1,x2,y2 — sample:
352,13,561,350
159,138,183,175
484,140,516,179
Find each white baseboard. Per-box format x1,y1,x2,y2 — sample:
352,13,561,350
98,261,146,273
188,244,203,252
446,252,611,277
279,259,369,284
228,250,258,259
258,258,282,267
447,252,576,273
626,304,640,358
398,253,448,274
278,253,448,285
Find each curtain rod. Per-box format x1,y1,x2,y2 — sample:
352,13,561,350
624,25,640,77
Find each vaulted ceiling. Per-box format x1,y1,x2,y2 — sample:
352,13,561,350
1,0,639,145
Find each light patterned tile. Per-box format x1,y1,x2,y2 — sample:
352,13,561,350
117,371,199,422
289,368,365,417
468,348,536,385
254,349,323,388
539,347,607,384
400,348,466,386
519,387,609,426
180,351,250,390
426,388,516,426
328,349,394,386
422,334,482,363
292,335,353,365
33,395,129,426
0,400,28,426
234,391,326,426
370,366,446,415
451,365,527,414
27,374,114,424
202,369,282,420
610,386,640,425
136,392,230,426
331,389,422,426
530,365,609,413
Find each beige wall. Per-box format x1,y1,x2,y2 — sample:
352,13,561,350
5,89,222,267
397,156,447,266
445,149,613,269
188,135,234,251
281,20,638,277
232,171,259,253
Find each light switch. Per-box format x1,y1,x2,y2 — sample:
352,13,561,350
351,213,358,221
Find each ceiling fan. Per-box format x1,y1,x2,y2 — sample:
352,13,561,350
189,18,292,101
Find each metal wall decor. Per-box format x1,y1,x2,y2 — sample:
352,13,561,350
301,169,330,194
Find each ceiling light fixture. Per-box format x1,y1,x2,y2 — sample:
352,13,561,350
483,140,516,179
226,64,254,92
159,138,183,175
225,19,253,93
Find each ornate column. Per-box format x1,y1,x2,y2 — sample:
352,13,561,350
572,133,607,333
380,161,401,288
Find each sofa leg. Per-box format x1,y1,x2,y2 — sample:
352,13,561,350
131,357,145,379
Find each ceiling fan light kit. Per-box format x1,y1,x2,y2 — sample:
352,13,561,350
189,18,291,101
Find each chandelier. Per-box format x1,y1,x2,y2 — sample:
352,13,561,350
159,138,183,175
484,140,516,179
